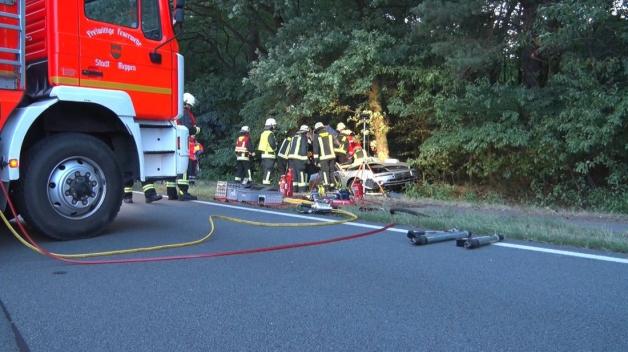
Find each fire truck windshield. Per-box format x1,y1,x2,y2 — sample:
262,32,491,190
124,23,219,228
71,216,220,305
84,0,139,29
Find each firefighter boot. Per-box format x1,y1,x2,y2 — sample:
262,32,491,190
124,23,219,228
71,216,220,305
144,189,163,204
123,187,133,204
179,192,197,201
166,181,178,200
146,193,163,203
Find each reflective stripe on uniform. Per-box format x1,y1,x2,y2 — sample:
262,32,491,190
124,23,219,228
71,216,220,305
263,171,271,184
299,172,306,186
317,133,335,160
278,137,292,159
142,184,155,191
166,182,177,187
335,135,348,154
235,135,250,156
124,187,133,193
288,136,308,160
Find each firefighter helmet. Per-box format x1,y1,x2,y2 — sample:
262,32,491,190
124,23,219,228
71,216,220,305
298,125,310,133
240,125,250,133
336,122,346,131
183,92,196,107
314,122,324,130
265,118,277,127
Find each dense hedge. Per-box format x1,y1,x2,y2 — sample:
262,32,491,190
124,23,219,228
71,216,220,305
183,0,627,210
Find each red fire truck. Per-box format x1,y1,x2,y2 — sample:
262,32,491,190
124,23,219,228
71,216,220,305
0,0,189,239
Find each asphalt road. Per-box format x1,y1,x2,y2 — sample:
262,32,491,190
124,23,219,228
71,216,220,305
1,197,627,352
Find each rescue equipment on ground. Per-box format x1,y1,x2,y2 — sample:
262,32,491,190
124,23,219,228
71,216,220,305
237,188,283,206
279,168,294,197
406,229,471,246
351,179,364,199
297,200,334,214
329,189,354,207
456,233,505,249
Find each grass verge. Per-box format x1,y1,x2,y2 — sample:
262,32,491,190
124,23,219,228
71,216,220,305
347,205,628,254
146,181,628,254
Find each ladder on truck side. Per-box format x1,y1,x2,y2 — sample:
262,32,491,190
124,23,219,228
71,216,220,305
0,0,25,90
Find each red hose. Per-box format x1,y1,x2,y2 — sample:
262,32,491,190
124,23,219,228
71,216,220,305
0,182,393,266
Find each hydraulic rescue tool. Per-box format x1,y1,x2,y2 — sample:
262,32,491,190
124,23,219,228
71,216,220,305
406,229,471,246
458,234,505,249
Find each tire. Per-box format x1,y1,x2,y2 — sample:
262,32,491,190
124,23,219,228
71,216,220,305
16,133,123,240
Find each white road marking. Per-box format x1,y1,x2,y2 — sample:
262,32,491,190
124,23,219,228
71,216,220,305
195,199,628,265
134,192,628,265
493,243,628,264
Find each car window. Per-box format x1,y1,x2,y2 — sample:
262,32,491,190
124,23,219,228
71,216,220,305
369,165,388,173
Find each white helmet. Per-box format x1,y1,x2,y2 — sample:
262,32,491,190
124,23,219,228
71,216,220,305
240,125,250,133
314,122,324,130
183,92,196,107
265,118,277,127
336,122,346,131
298,125,310,132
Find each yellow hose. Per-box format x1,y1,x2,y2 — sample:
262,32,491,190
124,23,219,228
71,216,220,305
282,197,313,205
1,208,357,259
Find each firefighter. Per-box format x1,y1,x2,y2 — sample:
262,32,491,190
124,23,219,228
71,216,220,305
123,181,163,204
312,122,339,191
335,122,350,164
234,125,254,184
288,125,310,193
369,140,378,156
167,92,199,200
188,135,204,184
276,130,293,177
257,118,277,185
346,129,366,165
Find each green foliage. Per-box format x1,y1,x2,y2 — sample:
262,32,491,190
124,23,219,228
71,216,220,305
405,182,457,201
180,0,628,212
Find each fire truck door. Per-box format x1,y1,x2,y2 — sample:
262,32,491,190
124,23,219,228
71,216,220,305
79,0,174,119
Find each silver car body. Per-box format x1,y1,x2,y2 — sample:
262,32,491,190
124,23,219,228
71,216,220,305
335,157,417,190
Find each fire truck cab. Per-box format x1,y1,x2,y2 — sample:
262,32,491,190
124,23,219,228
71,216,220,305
0,0,188,239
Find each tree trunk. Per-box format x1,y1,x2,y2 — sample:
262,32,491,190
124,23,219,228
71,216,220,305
368,80,390,161
520,0,546,88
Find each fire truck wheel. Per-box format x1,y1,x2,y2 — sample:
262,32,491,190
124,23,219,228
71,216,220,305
17,133,123,240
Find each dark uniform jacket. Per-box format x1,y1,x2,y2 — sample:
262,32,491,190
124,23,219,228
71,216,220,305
313,128,338,161
288,132,309,160
278,137,292,160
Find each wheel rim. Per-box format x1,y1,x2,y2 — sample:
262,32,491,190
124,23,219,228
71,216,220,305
47,156,107,220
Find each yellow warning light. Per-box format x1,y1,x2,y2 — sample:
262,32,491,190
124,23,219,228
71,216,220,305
8,159,19,168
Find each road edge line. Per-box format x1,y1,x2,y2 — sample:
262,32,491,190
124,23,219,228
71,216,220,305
192,197,628,265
